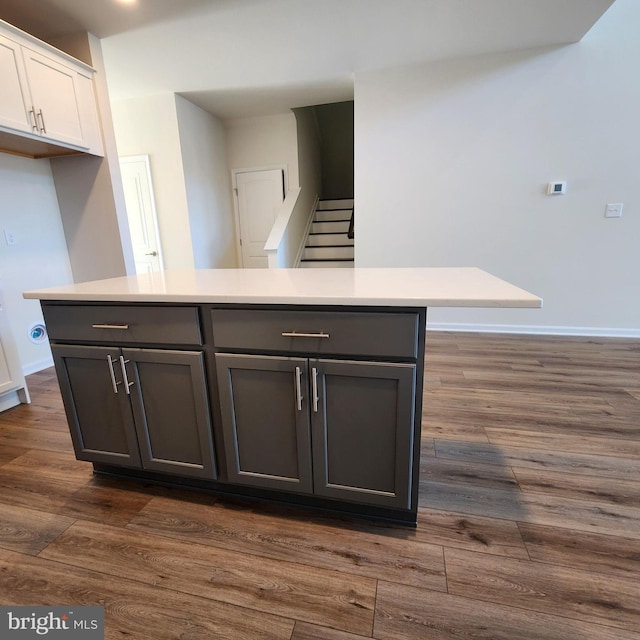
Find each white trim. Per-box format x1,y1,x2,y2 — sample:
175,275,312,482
23,356,54,375
294,194,319,267
426,322,640,339
0,391,22,412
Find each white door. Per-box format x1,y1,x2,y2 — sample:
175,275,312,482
236,169,284,268
119,156,164,274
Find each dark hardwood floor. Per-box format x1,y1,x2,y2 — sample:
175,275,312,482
0,332,638,639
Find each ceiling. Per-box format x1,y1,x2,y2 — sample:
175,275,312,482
0,0,616,120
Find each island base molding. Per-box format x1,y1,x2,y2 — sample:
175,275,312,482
93,463,419,525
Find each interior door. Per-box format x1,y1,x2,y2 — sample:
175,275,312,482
120,156,164,274
235,169,284,268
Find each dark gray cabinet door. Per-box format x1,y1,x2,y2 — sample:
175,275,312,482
123,348,217,479
310,359,416,509
215,353,313,493
51,344,141,468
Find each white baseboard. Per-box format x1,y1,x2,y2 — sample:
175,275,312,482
23,356,54,375
0,391,22,412
426,322,640,339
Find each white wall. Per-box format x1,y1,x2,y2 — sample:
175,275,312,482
111,94,195,270
225,114,299,188
355,0,640,335
175,95,237,268
0,154,73,372
50,32,135,283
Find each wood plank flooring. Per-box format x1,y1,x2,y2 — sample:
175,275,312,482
0,332,638,639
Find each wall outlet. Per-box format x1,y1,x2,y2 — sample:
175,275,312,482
605,203,623,218
3,229,16,245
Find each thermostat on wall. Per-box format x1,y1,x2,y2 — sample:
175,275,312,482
547,181,566,195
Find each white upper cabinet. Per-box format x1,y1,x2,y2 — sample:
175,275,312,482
0,21,103,157
0,33,32,134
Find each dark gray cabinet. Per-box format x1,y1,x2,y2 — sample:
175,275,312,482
51,344,141,468
215,353,416,509
45,303,217,480
215,354,313,493
52,344,216,479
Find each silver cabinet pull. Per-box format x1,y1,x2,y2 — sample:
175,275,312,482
92,323,130,330
281,331,330,339
295,366,303,411
29,107,38,131
36,109,46,133
145,251,158,256
119,356,134,395
107,355,121,394
311,367,320,413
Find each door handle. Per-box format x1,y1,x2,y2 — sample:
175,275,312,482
295,366,303,411
119,356,134,395
106,355,121,394
29,107,38,131
145,251,158,256
36,109,46,134
311,367,320,413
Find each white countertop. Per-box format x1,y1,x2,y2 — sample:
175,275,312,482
23,268,542,308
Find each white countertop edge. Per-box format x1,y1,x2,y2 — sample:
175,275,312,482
23,268,543,309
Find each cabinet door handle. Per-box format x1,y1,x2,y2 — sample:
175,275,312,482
106,355,121,394
119,356,134,395
311,367,320,413
29,107,38,131
295,366,303,411
36,109,46,134
281,331,330,339
92,323,130,330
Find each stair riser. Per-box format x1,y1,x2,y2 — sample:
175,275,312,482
307,233,354,247
300,261,354,268
311,221,350,234
303,246,354,260
314,209,353,222
317,199,354,210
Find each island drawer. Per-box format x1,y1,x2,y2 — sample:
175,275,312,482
211,308,419,359
43,304,202,346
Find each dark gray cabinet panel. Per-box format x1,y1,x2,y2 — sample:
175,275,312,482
211,308,419,358
51,344,141,468
52,343,216,480
215,353,416,509
125,349,216,479
43,304,202,345
215,354,313,493
310,359,416,509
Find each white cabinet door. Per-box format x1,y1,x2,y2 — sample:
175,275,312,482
22,46,87,149
0,33,33,135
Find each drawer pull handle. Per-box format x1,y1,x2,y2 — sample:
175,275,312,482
92,323,130,330
281,331,330,339
295,366,303,411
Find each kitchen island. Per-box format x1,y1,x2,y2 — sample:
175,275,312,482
24,268,541,524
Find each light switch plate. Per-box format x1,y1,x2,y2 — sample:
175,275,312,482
605,203,623,218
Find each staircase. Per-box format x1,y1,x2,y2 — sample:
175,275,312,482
300,198,354,268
